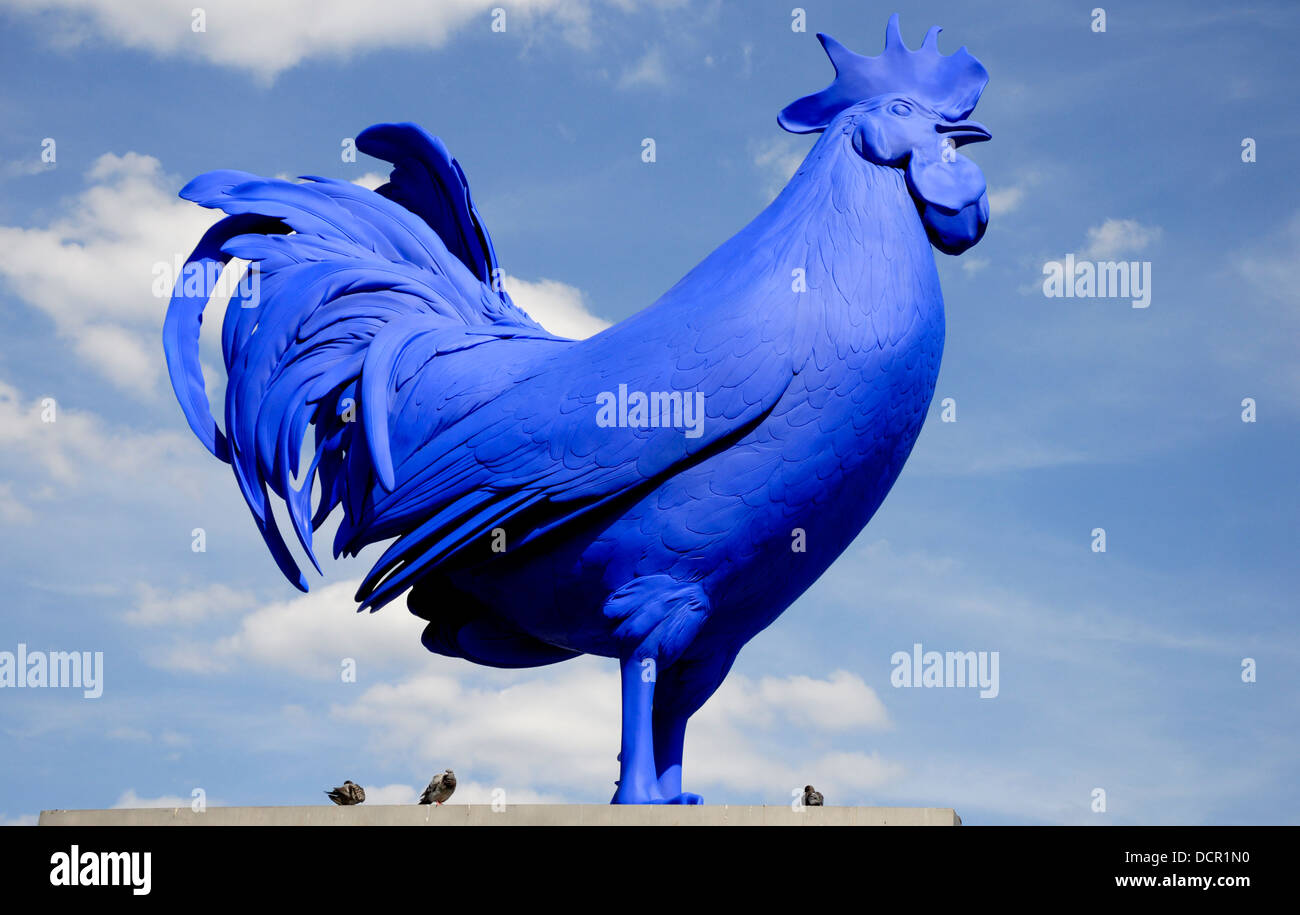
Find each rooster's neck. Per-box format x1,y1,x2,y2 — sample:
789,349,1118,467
715,127,944,363
767,126,937,296
678,124,941,331
652,124,944,374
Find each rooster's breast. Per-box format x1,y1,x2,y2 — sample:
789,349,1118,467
459,289,944,657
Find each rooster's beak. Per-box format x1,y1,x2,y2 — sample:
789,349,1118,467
936,119,992,147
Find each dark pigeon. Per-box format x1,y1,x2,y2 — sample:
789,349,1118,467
419,769,457,805
326,780,366,805
802,785,824,807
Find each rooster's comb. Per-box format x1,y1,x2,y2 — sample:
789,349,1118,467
779,13,989,134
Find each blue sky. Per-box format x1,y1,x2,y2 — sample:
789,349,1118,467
0,0,1296,825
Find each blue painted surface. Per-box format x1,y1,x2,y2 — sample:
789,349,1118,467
163,15,991,804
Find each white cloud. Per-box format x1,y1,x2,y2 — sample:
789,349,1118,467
332,657,897,802
357,783,420,805
1082,218,1161,259
986,169,1043,218
0,812,37,826
145,571,898,802
502,274,610,339
151,578,429,677
617,46,668,89
0,482,35,524
0,153,218,398
2,158,55,179
987,185,1024,216
813,751,906,791
0,377,204,496
1234,215,1300,292
112,789,193,809
108,727,152,742
750,670,890,731
125,582,254,626
333,662,617,791
364,780,571,805
739,41,754,79
0,154,607,397
354,779,565,805
751,136,807,202
910,406,1090,476
697,669,889,735
1034,218,1164,303
2,0,631,80
447,780,566,804
72,324,160,397
828,539,1251,665
352,171,388,191
685,673,897,797
1228,212,1300,399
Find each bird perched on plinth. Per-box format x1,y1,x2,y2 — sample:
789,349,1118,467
419,769,457,805
802,785,824,807
326,780,366,805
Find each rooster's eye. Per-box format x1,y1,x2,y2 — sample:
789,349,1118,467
889,102,912,117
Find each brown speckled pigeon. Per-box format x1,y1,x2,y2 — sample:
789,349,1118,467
325,780,366,805
419,769,457,805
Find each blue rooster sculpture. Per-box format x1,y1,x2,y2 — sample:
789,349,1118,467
163,15,990,804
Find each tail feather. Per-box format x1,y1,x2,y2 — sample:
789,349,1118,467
357,125,501,288
162,212,286,460
163,123,540,591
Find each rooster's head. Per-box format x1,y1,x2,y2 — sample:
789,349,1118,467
779,14,991,255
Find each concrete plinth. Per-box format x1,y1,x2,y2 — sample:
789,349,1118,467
39,804,961,826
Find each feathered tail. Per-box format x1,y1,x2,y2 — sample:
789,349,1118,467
162,123,543,590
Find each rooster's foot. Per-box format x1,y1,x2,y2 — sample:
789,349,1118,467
611,781,668,805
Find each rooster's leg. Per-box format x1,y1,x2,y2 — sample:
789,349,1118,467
605,578,710,804
652,712,701,804
611,652,665,804
649,656,731,806
653,713,683,796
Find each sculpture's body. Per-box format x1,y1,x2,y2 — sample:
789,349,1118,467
163,15,990,803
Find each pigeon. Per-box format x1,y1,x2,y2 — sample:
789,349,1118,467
325,780,366,805
419,769,457,805
802,785,824,807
